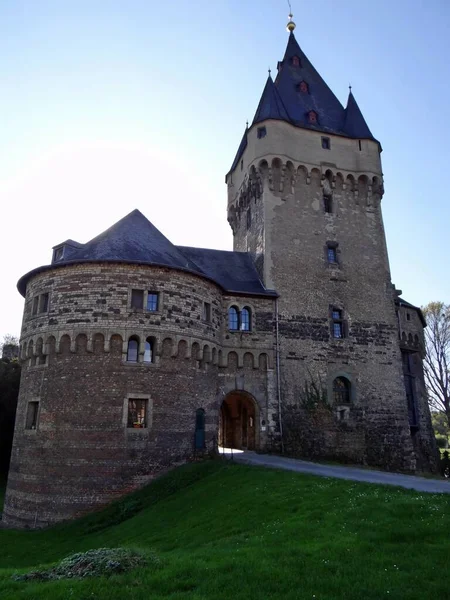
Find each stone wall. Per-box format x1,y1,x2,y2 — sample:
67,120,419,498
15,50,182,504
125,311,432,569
4,264,275,527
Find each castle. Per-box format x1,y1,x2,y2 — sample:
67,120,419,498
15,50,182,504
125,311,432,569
4,18,437,527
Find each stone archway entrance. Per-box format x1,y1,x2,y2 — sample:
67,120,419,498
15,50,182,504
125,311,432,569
218,391,259,451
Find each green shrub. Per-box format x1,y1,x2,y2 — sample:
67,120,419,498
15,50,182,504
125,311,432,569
12,547,154,582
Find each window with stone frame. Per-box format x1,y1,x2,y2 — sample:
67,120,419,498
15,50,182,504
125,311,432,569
240,307,252,331
25,400,39,430
146,292,159,312
321,136,330,149
228,306,239,331
331,307,346,339
127,336,139,362
333,377,351,404
39,293,49,313
203,302,211,322
127,398,148,428
131,289,144,309
143,338,154,363
32,296,39,316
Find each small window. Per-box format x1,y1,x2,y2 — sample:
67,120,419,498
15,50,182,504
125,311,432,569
358,140,362,151
324,194,333,213
143,339,154,363
406,313,411,321
229,306,239,331
333,377,350,404
240,307,251,331
131,289,144,309
327,245,338,264
292,55,301,67
246,208,251,230
257,126,267,139
308,110,318,124
195,408,206,449
54,247,64,262
321,137,330,150
127,336,139,362
127,398,147,428
241,159,243,171
331,308,344,339
298,81,309,93
39,293,49,313
147,292,159,312
26,401,39,430
32,296,39,316
203,302,211,322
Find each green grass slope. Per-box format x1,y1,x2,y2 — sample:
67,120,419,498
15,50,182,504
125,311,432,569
0,460,449,600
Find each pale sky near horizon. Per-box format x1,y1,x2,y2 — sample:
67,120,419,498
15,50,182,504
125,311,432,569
1,0,449,341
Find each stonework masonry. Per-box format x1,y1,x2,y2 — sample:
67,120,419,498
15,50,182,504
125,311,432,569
4,29,438,528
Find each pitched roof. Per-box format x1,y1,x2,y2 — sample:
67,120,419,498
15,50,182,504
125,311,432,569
177,246,276,297
396,297,427,327
343,91,375,140
17,210,277,298
273,32,345,135
252,75,290,125
228,126,248,176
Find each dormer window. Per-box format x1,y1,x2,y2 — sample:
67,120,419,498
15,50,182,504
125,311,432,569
54,247,64,262
298,81,309,94
308,111,318,124
291,55,301,67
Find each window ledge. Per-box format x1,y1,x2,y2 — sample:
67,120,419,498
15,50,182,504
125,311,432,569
228,330,253,334
123,361,158,367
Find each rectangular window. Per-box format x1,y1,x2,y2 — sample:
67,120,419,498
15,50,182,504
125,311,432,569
127,399,148,428
327,246,337,263
203,302,211,322
131,289,144,309
257,126,267,139
26,401,39,430
32,296,39,316
146,292,159,312
331,308,344,339
39,293,49,313
321,136,330,149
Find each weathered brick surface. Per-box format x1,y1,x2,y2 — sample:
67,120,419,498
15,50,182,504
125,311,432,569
4,265,275,527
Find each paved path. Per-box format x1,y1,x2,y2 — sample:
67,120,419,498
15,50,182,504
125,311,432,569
228,451,450,494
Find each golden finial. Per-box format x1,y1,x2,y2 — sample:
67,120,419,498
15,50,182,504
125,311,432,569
286,1,296,32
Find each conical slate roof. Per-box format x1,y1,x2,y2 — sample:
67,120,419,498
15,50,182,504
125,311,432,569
252,75,290,125
273,32,345,134
63,209,199,272
343,90,375,140
17,210,276,297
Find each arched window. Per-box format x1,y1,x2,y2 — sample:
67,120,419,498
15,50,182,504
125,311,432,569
127,336,139,362
229,306,239,331
240,307,251,331
333,377,350,404
144,338,154,363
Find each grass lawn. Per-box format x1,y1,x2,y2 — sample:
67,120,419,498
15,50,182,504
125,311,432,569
0,460,449,600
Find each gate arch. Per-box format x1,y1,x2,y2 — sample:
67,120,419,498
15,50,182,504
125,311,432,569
218,391,260,451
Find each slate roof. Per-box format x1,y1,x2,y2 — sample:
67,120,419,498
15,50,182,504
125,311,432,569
396,297,427,327
228,32,377,175
177,246,276,297
17,210,276,298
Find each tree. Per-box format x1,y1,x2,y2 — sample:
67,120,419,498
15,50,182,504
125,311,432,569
422,302,450,429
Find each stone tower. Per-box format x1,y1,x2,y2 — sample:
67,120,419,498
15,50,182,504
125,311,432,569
226,23,437,469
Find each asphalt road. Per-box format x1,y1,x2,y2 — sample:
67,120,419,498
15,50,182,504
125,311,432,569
230,451,450,494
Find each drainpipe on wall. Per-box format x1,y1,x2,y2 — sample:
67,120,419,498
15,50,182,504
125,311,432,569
275,298,284,453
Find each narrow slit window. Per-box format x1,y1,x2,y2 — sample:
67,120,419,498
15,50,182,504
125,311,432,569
26,401,39,430
32,296,39,316
327,245,338,263
247,208,251,230
331,308,344,339
39,293,49,313
203,302,211,322
324,195,333,213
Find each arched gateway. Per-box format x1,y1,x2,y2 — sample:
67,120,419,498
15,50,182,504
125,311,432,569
218,391,259,451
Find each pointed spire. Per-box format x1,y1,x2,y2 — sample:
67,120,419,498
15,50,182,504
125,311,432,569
343,90,374,140
252,75,290,125
274,32,345,133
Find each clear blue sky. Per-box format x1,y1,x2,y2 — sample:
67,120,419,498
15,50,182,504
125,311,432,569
1,0,449,340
